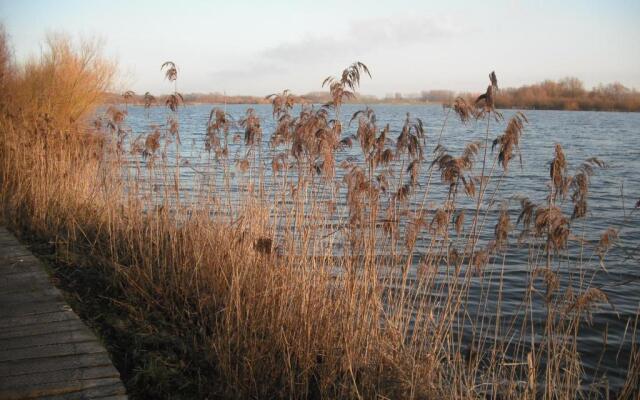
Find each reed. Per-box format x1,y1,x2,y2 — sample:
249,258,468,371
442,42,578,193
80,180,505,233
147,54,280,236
0,31,638,400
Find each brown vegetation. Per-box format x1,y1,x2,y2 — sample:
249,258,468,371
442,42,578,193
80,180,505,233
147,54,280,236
494,77,640,112
1,29,639,399
108,77,640,112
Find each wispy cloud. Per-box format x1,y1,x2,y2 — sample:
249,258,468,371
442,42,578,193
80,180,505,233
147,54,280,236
262,36,352,64
207,15,464,91
262,15,462,63
210,63,288,81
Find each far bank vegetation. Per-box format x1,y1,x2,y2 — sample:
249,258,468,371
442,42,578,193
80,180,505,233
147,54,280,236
111,77,640,112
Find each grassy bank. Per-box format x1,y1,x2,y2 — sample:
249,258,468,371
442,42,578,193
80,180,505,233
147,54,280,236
1,30,639,399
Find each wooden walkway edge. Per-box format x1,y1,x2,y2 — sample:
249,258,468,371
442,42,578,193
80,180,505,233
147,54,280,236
0,227,127,399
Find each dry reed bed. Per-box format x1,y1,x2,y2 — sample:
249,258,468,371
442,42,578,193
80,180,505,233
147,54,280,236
0,30,638,399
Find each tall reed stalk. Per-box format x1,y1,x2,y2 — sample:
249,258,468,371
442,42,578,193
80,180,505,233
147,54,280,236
0,31,638,399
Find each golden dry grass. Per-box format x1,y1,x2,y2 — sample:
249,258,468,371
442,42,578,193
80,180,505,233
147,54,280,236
0,30,638,399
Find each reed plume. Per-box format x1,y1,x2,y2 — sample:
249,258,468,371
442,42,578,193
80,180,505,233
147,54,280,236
0,31,636,400
570,157,607,219
161,61,178,82
322,61,371,116
143,91,156,109
492,111,528,171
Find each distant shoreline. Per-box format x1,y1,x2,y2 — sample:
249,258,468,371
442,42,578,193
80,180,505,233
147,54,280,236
111,100,640,113
108,77,640,113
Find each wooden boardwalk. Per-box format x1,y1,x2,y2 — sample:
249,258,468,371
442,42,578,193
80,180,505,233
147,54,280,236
0,227,127,399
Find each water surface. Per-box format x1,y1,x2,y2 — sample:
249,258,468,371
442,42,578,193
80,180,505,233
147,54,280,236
120,103,640,391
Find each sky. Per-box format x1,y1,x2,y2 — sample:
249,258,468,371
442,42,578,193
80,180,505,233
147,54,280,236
1,0,639,96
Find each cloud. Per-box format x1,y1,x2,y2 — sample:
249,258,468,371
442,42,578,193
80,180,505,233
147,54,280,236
210,63,288,81
263,36,354,64
349,15,461,43
206,15,464,93
262,15,462,64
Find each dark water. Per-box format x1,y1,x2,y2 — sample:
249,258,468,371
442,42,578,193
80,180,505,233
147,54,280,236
120,103,640,391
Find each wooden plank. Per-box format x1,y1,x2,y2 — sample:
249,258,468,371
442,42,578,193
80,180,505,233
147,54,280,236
0,318,88,340
0,310,77,329
0,352,114,377
0,227,127,398
0,376,124,400
0,328,96,351
0,266,44,279
0,296,66,310
0,247,32,257
0,287,64,303
36,382,127,400
0,365,120,389
27,392,128,400
0,260,46,276
0,340,107,362
41,394,128,400
0,277,54,295
0,246,30,255
0,266,51,280
0,299,70,318
0,253,35,264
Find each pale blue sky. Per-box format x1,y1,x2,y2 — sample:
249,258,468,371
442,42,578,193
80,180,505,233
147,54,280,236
1,0,639,96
